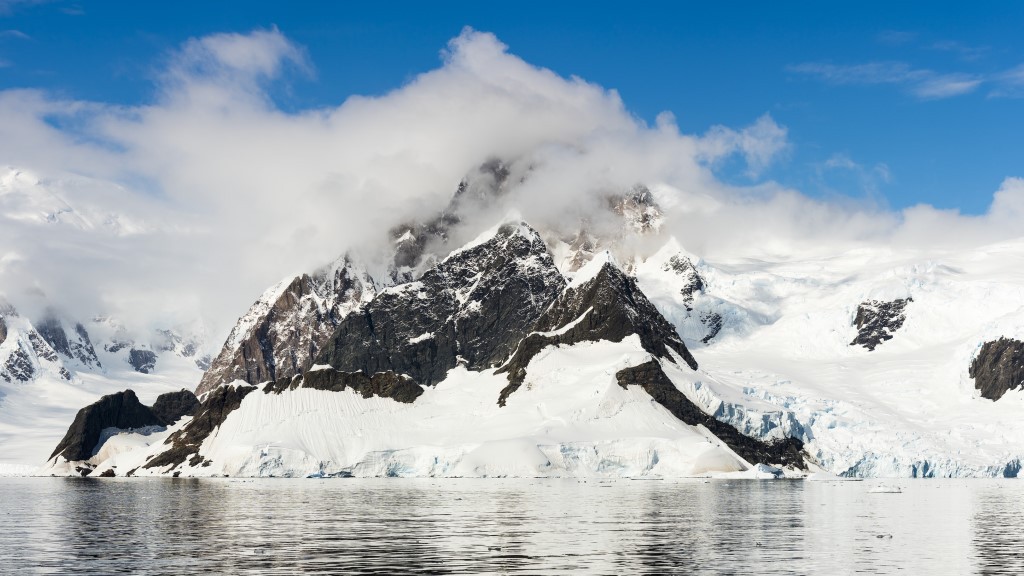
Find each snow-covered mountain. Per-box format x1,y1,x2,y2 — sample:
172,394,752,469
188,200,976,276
29,160,1024,479
47,221,801,478
0,302,211,472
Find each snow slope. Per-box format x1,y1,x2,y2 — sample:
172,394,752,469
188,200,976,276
636,237,1024,477
83,338,748,479
0,361,202,470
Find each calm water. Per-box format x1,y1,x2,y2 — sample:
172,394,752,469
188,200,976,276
0,477,1022,574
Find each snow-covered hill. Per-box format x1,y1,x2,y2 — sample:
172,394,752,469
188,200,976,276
633,239,1024,477
22,158,1024,479
0,303,209,471
47,222,796,479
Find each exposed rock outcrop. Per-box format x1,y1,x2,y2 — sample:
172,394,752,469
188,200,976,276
195,257,377,395
36,315,101,369
615,360,805,468
48,390,164,463
318,223,565,387
661,253,723,344
497,260,698,405
128,349,157,374
150,389,200,425
264,367,423,404
970,338,1024,401
0,305,74,383
609,184,662,234
851,298,912,351
144,383,256,471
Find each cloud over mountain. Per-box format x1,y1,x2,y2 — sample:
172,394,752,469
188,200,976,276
0,27,1019,342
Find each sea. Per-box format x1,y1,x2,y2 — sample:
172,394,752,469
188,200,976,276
0,477,1021,574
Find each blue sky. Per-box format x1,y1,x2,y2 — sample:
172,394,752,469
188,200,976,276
1,1,1022,214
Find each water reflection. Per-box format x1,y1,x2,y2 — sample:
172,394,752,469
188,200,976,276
973,484,1024,576
0,478,1019,574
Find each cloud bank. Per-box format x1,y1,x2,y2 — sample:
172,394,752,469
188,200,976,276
0,27,1020,343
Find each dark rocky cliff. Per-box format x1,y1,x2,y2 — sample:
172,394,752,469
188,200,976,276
497,261,698,405
49,390,163,463
317,223,565,387
196,258,376,395
851,298,912,351
970,338,1024,401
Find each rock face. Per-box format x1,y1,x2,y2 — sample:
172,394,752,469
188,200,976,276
36,315,101,369
661,254,723,344
497,260,698,405
615,361,805,468
610,184,662,234
318,223,565,386
664,255,704,307
196,257,377,395
128,349,157,374
153,329,210,371
144,383,256,471
851,298,912,351
264,368,424,403
196,162,667,399
390,158,511,281
150,389,201,424
970,338,1024,401
0,305,74,383
48,389,164,462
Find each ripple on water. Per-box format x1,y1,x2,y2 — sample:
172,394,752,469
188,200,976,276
0,478,1021,574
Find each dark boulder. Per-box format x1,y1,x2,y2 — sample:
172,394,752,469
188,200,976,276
151,389,200,425
851,298,912,351
970,338,1024,401
49,390,164,462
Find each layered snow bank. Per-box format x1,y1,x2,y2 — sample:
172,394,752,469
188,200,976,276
95,338,751,478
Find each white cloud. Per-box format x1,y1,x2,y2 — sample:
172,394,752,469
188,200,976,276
698,114,788,178
788,61,982,99
0,27,1019,345
0,28,789,338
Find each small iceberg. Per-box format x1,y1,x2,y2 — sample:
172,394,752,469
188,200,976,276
868,484,902,494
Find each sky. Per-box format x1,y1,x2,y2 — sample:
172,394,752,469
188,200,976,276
2,1,1022,212
0,1,1022,342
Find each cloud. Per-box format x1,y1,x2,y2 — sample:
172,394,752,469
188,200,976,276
0,0,47,16
989,65,1024,98
929,40,989,62
787,61,982,99
0,26,1020,347
0,29,29,40
0,28,788,339
698,114,788,178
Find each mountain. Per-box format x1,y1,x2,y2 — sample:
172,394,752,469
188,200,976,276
0,302,210,469
30,160,1024,479
45,220,804,478
195,160,669,397
195,256,376,395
